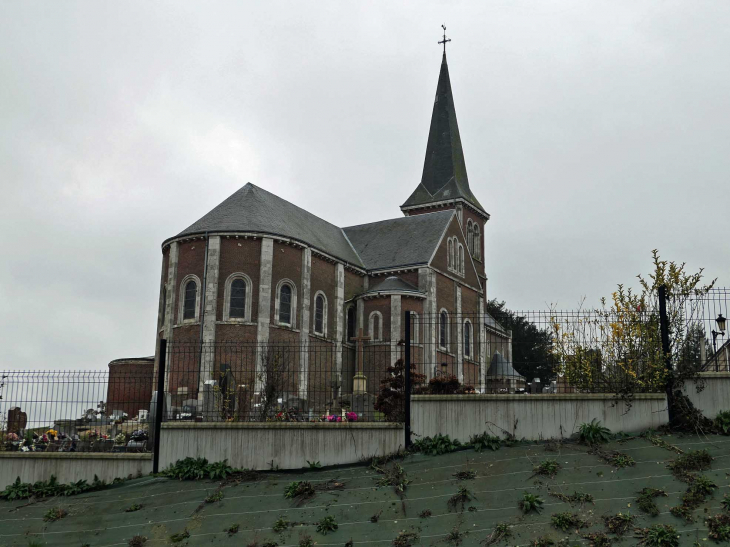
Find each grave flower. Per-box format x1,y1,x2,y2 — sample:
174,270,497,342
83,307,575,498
346,412,358,422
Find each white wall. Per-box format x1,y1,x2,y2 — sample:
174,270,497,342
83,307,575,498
682,372,730,420
0,453,152,490
160,422,404,470
411,393,668,442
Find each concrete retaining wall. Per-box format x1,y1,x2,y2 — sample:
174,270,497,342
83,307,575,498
411,393,668,442
683,372,730,420
160,422,404,470
0,453,152,490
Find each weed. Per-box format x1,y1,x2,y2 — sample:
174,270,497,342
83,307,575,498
26,540,44,547
453,470,477,480
715,410,730,435
445,526,466,546
636,488,668,516
470,432,501,452
637,524,679,547
316,515,338,535
670,475,718,521
370,510,382,523
482,522,511,545
419,509,432,518
128,536,147,547
707,513,730,542
262,543,278,547
645,435,683,454
668,449,712,481
551,512,588,532
603,512,635,536
374,462,410,495
447,485,475,512
43,507,67,522
273,516,289,532
531,537,555,547
548,490,594,505
534,459,561,478
298,533,315,547
125,503,142,512
225,524,240,535
392,530,419,547
0,474,119,501
169,529,190,543
579,419,611,444
284,481,315,501
411,433,462,455
519,492,544,514
722,494,730,511
582,532,611,547
307,460,321,469
204,490,224,503
611,453,636,468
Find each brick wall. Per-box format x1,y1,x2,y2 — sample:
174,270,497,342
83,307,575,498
216,237,261,321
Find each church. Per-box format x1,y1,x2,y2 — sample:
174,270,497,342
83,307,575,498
150,51,512,417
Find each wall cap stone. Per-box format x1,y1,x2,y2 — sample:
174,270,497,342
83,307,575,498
0,452,152,460
161,422,404,430
412,393,667,401
696,372,730,379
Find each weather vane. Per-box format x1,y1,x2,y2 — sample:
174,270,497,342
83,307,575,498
438,24,451,54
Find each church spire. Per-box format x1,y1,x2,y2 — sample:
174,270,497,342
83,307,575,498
401,42,487,218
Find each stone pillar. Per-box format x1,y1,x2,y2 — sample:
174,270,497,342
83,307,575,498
298,248,312,398
419,267,437,379
390,295,402,365
198,236,221,403
160,241,179,392
455,284,463,382
255,238,274,392
334,264,345,386
478,296,486,392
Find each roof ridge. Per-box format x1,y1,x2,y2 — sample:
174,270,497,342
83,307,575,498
343,209,452,231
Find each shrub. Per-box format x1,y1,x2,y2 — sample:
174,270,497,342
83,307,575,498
374,359,425,421
412,434,462,455
534,459,561,478
579,419,611,444
470,432,501,452
715,410,730,435
519,492,544,514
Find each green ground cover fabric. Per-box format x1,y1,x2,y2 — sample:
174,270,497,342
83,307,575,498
1,433,729,546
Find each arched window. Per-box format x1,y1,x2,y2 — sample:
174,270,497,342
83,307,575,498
447,238,453,269
452,238,458,271
313,292,327,336
473,225,480,260
278,284,292,325
409,312,419,344
223,273,252,322
464,320,472,358
230,279,246,318
467,220,474,255
458,244,464,275
369,311,383,341
160,286,167,325
346,305,356,341
439,310,448,349
177,274,201,323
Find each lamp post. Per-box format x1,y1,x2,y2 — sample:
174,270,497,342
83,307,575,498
711,313,726,354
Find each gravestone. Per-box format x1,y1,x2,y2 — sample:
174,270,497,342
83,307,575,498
7,407,27,434
201,380,221,422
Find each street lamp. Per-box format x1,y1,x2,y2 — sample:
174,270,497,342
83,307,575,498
712,313,726,354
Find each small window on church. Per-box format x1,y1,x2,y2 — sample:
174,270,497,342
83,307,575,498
447,238,453,269
467,220,473,255
161,286,166,325
229,279,247,319
474,225,480,260
439,310,448,349
279,284,292,325
458,244,464,275
346,306,356,341
183,280,197,320
372,313,380,341
314,294,325,335
464,320,472,358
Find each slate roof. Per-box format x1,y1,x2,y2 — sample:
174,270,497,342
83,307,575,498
401,53,487,217
168,183,364,267
365,276,422,295
343,210,453,270
484,311,510,337
486,351,525,379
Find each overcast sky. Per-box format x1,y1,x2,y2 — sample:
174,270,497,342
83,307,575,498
1,1,728,371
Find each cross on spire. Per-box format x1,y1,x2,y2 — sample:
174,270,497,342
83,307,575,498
438,24,451,54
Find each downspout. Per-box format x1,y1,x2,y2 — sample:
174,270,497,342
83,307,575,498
198,232,210,386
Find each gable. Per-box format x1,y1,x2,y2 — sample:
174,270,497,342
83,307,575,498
429,215,482,291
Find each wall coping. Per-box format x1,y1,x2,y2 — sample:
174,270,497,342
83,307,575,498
696,372,730,379
161,421,403,430
412,393,667,401
0,452,152,460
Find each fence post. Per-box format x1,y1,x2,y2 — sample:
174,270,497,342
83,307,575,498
658,286,674,423
152,339,167,474
404,311,412,449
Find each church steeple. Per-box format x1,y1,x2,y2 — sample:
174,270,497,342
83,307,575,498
401,51,488,219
